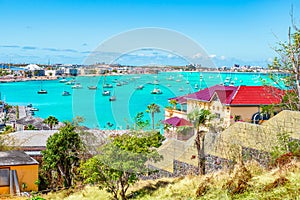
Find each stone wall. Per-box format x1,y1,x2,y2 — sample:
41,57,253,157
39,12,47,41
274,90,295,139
242,147,271,167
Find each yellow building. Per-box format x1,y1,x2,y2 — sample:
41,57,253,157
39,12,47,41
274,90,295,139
0,150,39,195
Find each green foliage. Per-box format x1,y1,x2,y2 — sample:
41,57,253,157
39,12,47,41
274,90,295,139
271,131,300,164
26,124,36,130
3,125,14,134
169,99,177,109
133,112,150,130
28,196,45,200
42,122,84,188
80,131,164,200
43,116,59,130
187,108,214,175
268,26,300,110
146,103,161,130
16,105,19,119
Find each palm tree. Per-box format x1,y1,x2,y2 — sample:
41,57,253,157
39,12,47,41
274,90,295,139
187,108,214,175
146,103,161,130
26,124,36,130
43,116,59,130
169,99,177,109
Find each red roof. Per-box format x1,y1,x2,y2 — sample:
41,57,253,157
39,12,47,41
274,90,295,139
170,85,284,106
230,86,284,105
171,85,238,104
163,117,192,127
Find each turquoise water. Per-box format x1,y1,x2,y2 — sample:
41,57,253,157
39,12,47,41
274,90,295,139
0,72,281,129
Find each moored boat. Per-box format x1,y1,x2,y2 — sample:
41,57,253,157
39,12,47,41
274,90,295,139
62,91,71,96
151,88,162,94
103,84,113,88
37,89,47,94
109,95,116,101
88,86,97,90
136,85,144,90
72,83,83,89
59,78,68,83
102,90,111,96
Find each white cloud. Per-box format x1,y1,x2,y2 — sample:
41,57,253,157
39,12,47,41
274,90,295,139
192,52,203,59
209,54,217,58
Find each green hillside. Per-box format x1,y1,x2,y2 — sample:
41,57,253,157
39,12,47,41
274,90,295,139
41,160,300,200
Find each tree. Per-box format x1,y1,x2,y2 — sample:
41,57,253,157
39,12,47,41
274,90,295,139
42,122,84,188
43,116,59,130
169,99,178,109
146,103,160,130
268,13,300,110
26,124,36,130
133,112,150,130
187,108,214,175
80,131,164,200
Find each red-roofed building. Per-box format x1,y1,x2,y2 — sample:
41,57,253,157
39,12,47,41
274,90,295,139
165,85,284,127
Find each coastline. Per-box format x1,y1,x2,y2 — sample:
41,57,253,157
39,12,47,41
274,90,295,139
0,76,58,83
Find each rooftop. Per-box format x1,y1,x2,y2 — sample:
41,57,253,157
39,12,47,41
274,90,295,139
0,150,39,166
171,85,284,106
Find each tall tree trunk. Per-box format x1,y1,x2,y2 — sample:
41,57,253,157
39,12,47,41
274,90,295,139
152,112,155,130
200,134,206,175
195,130,206,175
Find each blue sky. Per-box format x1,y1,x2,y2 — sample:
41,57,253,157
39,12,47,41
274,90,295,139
0,0,300,67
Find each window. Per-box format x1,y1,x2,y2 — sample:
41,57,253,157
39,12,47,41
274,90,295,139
0,168,10,186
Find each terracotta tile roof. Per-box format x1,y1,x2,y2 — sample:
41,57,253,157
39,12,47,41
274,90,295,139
170,85,284,106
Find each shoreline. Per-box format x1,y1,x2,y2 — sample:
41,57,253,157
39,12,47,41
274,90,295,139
0,70,280,83
0,76,58,83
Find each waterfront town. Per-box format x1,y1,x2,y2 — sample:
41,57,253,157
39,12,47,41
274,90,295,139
0,59,298,199
0,62,268,83
1,0,300,199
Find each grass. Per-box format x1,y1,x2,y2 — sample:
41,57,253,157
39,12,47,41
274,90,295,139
15,159,300,200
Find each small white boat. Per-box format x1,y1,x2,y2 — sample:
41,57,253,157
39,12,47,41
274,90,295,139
176,79,181,82
103,84,113,88
65,79,76,85
194,84,198,89
167,84,171,87
109,95,116,101
116,82,122,86
179,87,184,92
102,90,111,96
30,107,39,111
186,81,190,84
166,76,174,80
62,91,71,96
37,89,47,94
153,80,159,85
136,85,144,90
151,88,162,94
72,83,83,89
59,78,68,83
88,86,97,90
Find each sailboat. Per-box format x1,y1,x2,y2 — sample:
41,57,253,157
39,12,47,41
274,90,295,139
109,90,116,101
62,91,71,96
102,76,111,96
88,86,97,90
37,81,47,94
